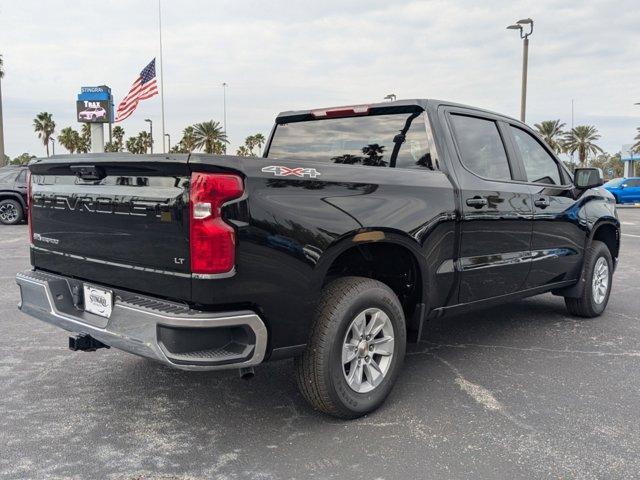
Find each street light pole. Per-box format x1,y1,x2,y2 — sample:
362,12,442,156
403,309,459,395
222,82,227,153
50,137,55,156
507,18,534,122
164,133,170,152
145,118,153,154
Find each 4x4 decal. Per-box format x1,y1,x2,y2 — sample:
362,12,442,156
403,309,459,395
261,165,321,179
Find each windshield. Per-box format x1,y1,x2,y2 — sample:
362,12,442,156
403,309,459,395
604,178,624,187
267,112,436,170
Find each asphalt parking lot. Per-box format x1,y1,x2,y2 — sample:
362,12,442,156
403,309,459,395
1,209,639,480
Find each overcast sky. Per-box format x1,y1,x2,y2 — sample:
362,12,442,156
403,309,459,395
0,0,638,158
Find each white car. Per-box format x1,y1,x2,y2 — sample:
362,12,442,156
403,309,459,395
79,107,107,121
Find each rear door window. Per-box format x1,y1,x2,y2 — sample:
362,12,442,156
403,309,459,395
268,112,434,169
449,114,512,180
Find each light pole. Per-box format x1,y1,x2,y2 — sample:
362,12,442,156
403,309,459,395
144,118,153,154
50,137,55,156
507,18,534,122
384,94,397,102
222,82,227,153
164,133,170,152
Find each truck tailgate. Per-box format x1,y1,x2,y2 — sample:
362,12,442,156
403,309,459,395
29,154,192,301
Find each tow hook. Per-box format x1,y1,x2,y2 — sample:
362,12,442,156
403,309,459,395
239,366,255,380
68,334,110,352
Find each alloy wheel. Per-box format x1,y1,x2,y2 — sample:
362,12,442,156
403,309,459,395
342,308,395,393
0,203,19,224
592,256,609,305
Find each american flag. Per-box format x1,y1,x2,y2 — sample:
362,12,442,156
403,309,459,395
115,58,159,122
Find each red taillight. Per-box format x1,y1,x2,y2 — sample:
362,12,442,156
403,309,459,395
311,104,370,118
26,170,32,244
189,172,244,275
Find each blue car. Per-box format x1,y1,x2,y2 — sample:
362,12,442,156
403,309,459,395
603,177,640,204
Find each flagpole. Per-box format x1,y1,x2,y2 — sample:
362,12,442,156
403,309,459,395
158,0,166,153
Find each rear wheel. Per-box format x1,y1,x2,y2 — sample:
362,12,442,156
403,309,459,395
295,276,406,418
0,199,23,225
565,240,613,317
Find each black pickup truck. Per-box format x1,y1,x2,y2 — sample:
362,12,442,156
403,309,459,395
16,99,619,418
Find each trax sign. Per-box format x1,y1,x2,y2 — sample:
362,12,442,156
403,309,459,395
76,85,114,124
76,100,110,123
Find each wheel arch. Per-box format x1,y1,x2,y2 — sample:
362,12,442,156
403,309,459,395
0,192,27,211
554,217,620,299
590,219,620,267
313,229,427,339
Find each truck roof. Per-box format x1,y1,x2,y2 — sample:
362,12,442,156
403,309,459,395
276,98,522,126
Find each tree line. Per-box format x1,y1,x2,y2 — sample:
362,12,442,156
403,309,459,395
10,112,267,162
3,111,640,174
533,120,639,177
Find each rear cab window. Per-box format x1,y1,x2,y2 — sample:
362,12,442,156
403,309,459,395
267,110,438,170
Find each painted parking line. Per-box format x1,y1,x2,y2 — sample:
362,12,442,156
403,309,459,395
622,233,640,238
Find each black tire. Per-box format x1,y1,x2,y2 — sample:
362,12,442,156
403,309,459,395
294,276,406,418
0,199,24,225
612,194,620,204
565,240,613,317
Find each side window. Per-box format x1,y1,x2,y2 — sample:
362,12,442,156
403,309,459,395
626,179,640,187
510,127,562,185
450,114,511,180
395,114,436,170
16,169,27,184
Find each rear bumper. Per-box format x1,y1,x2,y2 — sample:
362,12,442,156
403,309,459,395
15,269,268,371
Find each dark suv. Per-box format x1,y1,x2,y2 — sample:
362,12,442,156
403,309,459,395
0,165,29,225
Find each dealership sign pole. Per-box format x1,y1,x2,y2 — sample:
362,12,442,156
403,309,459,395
77,86,113,153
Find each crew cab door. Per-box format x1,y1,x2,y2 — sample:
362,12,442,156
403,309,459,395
506,124,584,287
442,108,533,303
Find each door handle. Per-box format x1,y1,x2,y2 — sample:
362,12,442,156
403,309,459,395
466,196,488,208
534,198,550,208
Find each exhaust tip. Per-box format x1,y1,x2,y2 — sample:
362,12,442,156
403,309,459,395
239,366,255,380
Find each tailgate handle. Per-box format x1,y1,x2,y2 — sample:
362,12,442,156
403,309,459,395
71,165,106,181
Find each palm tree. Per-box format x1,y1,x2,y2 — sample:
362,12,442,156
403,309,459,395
236,145,251,156
58,127,81,154
0,54,5,166
125,136,140,154
79,124,91,153
632,127,640,154
563,125,604,165
33,112,56,157
180,126,197,153
112,126,125,151
253,133,266,154
137,131,152,153
533,120,565,154
192,121,228,154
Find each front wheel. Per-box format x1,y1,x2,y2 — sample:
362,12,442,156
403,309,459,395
295,277,406,418
565,240,613,317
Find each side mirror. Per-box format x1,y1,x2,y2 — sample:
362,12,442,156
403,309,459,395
574,167,604,189
620,184,627,189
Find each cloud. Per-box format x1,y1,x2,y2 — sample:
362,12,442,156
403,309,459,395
0,0,638,157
